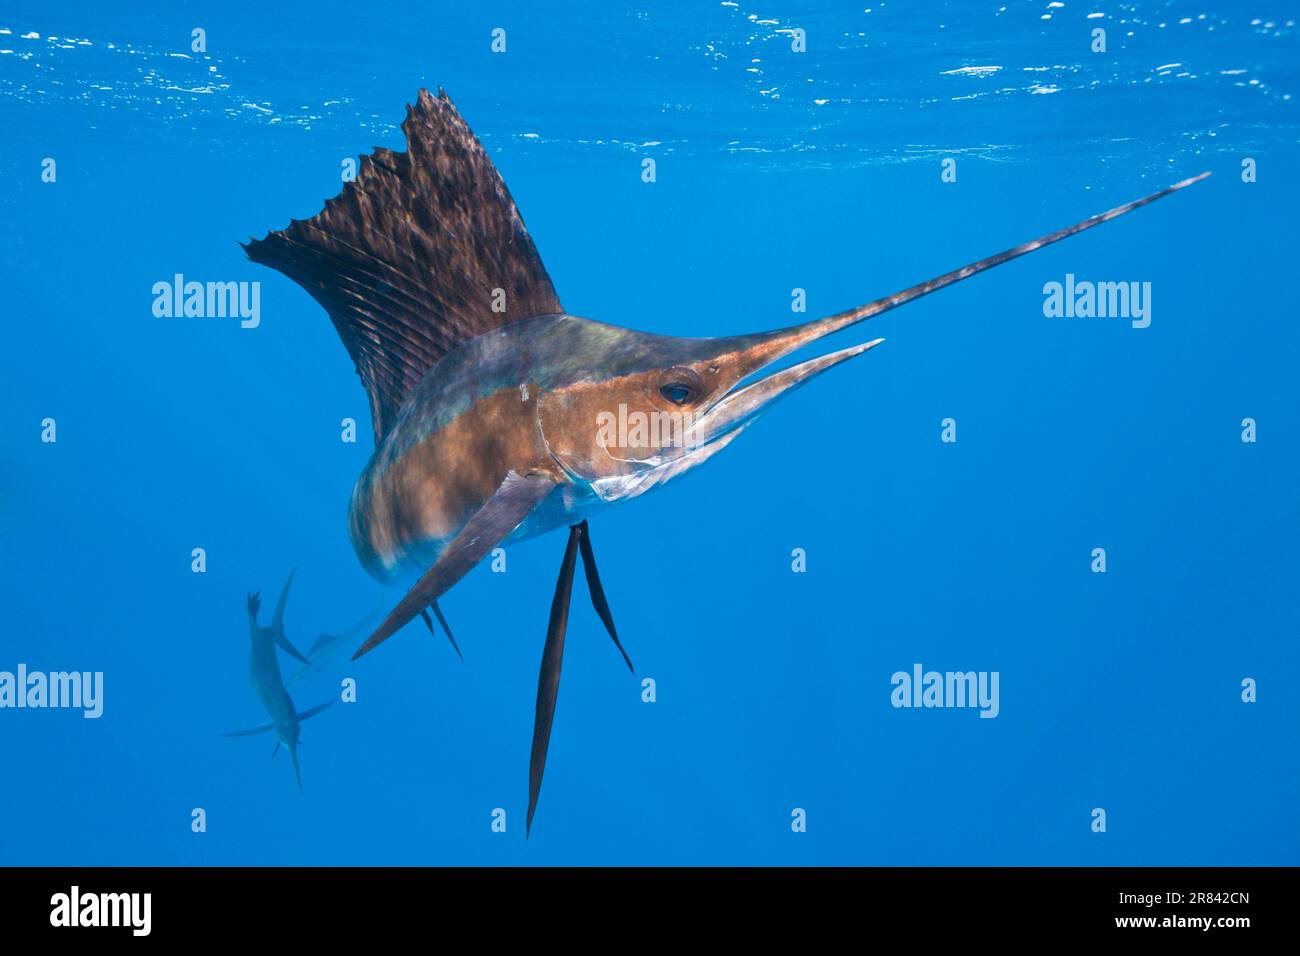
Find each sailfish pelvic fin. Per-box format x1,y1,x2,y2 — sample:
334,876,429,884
576,521,634,673
527,523,583,838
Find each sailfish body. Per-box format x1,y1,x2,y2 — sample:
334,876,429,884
245,88,1207,831
225,572,334,789
347,311,796,584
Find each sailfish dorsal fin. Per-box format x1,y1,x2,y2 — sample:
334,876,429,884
243,88,563,440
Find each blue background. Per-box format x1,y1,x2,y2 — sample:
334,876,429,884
1,1,1297,864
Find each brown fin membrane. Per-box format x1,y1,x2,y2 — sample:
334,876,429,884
244,88,563,441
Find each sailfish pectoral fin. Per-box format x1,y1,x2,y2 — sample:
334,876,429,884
296,699,336,722
576,520,634,673
272,568,296,632
527,523,583,838
275,635,311,666
269,568,311,665
221,722,274,738
352,471,558,660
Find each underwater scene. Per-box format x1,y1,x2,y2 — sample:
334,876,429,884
1,1,1297,865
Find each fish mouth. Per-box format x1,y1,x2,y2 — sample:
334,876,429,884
582,339,882,504
684,338,885,449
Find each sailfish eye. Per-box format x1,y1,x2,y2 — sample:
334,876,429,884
657,366,703,406
660,382,692,404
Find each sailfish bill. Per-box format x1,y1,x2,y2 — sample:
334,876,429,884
244,87,1210,833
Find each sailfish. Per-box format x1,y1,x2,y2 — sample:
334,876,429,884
224,573,335,789
244,88,1208,834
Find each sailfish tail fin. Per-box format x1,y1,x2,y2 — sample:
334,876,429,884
243,88,564,442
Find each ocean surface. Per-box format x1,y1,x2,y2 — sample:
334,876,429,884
1,1,1297,865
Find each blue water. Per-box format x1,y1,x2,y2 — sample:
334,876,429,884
2,1,1297,865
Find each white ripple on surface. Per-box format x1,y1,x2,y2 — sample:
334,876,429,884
941,65,1004,77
